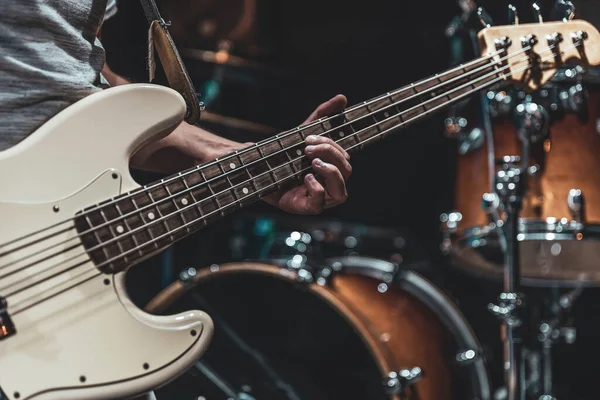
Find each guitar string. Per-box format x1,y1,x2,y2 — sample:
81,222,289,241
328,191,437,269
4,38,569,296
0,50,530,290
0,47,526,277
0,49,506,253
6,42,574,310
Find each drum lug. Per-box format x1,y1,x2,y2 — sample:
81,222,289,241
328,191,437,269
383,367,423,395
439,212,462,254
567,188,586,223
456,349,480,365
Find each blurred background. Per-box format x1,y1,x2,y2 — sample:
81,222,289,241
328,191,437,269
101,1,600,399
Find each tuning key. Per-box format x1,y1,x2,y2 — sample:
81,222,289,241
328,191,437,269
552,0,575,22
477,7,493,28
507,4,519,25
532,2,543,23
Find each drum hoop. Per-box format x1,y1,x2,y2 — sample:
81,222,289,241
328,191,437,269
145,258,491,400
144,261,400,400
325,256,491,400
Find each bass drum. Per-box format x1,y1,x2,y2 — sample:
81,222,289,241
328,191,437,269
146,258,491,400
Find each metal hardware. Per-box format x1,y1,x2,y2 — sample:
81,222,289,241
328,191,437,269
296,268,314,284
443,116,468,137
493,155,528,400
458,127,484,155
383,367,424,395
572,30,588,45
567,188,585,223
552,0,575,22
488,292,525,325
508,4,519,25
440,212,462,233
439,212,462,254
495,36,512,51
315,266,335,286
179,267,198,282
0,296,16,340
481,192,500,214
546,32,563,60
477,7,493,28
514,102,549,143
521,34,538,48
456,349,480,364
532,3,543,23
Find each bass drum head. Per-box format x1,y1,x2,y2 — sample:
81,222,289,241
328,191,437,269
149,259,490,400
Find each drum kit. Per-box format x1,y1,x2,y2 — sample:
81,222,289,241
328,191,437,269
133,1,600,399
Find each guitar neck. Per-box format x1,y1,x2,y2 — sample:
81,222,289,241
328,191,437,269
75,54,503,274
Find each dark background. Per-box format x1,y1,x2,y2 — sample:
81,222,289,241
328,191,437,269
101,1,600,398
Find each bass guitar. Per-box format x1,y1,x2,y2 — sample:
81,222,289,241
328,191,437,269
0,19,598,400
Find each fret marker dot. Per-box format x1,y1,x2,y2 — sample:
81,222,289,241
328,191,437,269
116,225,124,234
181,198,189,206
242,188,249,195
148,212,155,220
339,131,345,137
296,149,302,156
384,112,390,117
229,162,236,169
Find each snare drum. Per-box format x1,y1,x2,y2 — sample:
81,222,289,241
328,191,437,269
147,258,491,400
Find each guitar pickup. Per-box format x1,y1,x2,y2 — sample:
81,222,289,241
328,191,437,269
0,296,16,340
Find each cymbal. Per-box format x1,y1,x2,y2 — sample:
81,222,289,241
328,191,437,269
180,48,279,73
199,110,277,135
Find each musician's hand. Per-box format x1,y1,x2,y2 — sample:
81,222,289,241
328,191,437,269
263,94,352,214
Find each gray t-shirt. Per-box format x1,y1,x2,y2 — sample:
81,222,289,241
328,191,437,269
0,0,117,151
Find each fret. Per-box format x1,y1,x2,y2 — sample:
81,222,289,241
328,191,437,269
144,191,172,248
99,208,129,263
240,146,275,193
122,195,154,252
345,102,381,146
196,167,220,216
255,142,282,190
162,182,190,234
178,174,205,226
114,201,143,257
299,123,325,139
83,213,112,262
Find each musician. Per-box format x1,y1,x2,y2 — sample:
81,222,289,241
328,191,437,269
0,0,352,216
0,1,352,398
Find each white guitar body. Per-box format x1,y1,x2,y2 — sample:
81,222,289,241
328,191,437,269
0,85,214,400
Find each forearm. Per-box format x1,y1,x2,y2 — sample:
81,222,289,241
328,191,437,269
101,63,244,173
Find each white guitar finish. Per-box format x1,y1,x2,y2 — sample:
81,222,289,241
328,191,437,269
0,84,214,400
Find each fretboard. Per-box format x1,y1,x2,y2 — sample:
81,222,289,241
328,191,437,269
75,55,503,274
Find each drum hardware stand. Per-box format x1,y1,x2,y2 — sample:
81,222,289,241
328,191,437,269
536,288,581,400
193,360,257,400
383,367,424,396
487,156,528,400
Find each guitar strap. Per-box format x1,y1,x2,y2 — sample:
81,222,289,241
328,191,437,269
138,0,202,124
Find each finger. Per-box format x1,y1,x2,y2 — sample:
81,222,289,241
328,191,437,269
312,158,347,205
302,94,348,124
305,142,352,180
305,134,350,160
303,173,326,214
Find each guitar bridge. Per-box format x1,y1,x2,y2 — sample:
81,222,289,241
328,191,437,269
0,296,16,340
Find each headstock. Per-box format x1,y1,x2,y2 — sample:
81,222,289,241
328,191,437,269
478,19,600,91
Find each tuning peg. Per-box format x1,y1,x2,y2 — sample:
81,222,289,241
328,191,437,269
552,0,575,22
477,7,493,28
532,2,543,23
508,4,519,25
